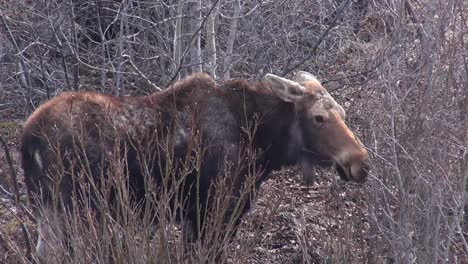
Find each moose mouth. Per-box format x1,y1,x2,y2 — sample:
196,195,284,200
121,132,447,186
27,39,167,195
335,161,369,183
336,164,350,182
300,150,368,183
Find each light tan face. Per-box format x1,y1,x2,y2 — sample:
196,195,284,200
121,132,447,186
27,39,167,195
265,71,369,183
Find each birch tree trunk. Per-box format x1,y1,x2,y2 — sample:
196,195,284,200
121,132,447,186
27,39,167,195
68,1,79,91
115,1,130,95
204,0,219,79
223,0,240,80
96,0,107,88
173,0,185,80
189,0,202,73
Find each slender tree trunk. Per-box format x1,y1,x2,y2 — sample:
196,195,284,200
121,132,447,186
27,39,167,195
190,0,202,73
204,0,219,79
96,0,107,88
69,1,79,91
223,0,240,80
173,0,185,80
115,1,129,95
462,56,468,239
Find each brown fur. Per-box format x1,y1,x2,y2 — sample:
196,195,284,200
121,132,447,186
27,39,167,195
21,72,369,253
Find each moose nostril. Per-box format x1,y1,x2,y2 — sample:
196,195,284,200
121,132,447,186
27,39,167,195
314,115,324,124
353,163,369,183
334,151,370,183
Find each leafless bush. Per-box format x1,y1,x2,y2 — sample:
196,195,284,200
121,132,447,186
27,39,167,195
1,0,467,263
6,116,272,263
360,1,468,263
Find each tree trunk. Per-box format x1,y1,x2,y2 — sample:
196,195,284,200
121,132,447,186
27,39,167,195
190,0,202,73
223,0,240,80
173,0,185,80
115,1,129,95
204,0,219,79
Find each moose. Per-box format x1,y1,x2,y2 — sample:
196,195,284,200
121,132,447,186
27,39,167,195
21,71,369,258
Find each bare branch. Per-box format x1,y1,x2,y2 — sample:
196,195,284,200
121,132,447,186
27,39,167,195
123,54,162,91
281,0,352,76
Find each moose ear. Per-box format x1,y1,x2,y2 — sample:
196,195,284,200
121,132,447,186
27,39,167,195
295,71,320,84
265,74,305,102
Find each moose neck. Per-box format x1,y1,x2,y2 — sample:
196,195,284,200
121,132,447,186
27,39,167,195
230,82,301,174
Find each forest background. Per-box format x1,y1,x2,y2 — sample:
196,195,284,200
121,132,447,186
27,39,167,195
0,0,467,263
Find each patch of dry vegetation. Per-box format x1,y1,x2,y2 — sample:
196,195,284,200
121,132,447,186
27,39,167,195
0,0,467,263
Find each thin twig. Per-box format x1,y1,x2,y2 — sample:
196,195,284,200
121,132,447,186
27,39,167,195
0,198,35,261
0,136,36,261
0,136,20,203
0,11,33,108
281,0,352,76
0,231,14,257
21,223,33,262
0,136,36,223
123,54,162,91
0,183,14,199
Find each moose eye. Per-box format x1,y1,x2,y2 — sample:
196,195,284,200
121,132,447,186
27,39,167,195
314,115,324,124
